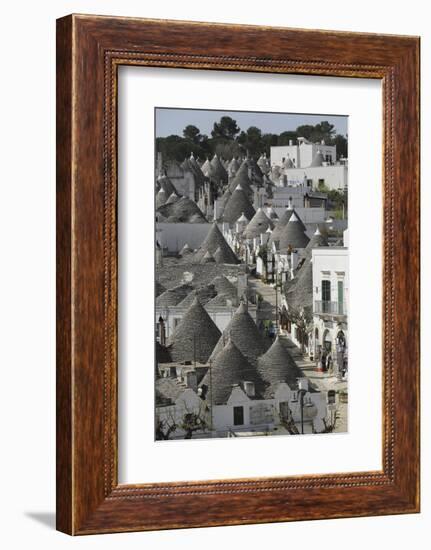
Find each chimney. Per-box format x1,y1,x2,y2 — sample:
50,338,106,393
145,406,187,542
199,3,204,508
242,381,255,397
185,371,198,392
298,377,309,391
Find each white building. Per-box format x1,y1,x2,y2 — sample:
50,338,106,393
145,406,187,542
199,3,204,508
271,138,337,168
311,240,348,377
270,138,348,191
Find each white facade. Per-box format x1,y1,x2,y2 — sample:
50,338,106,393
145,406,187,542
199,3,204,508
211,382,328,436
271,141,337,169
283,164,348,191
311,246,349,377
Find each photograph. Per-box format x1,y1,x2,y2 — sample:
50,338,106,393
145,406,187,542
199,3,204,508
154,107,349,440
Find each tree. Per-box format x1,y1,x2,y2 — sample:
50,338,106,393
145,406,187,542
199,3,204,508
331,134,348,159
211,116,240,140
237,126,263,156
277,130,298,146
183,124,202,144
180,411,208,439
296,121,336,143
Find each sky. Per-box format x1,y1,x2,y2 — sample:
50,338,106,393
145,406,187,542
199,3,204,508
155,108,348,138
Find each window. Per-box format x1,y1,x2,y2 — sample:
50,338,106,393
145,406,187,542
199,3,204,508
173,318,181,328
233,406,244,426
337,280,344,314
322,280,331,302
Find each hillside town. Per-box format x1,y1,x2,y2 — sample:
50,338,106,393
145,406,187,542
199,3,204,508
154,114,348,441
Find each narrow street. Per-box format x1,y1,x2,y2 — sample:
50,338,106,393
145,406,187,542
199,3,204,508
250,275,348,433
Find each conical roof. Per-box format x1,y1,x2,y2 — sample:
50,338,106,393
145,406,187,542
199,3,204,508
194,223,239,264
179,243,193,256
228,157,240,175
283,156,294,169
177,285,217,308
201,157,214,178
303,228,328,259
155,281,166,297
201,340,266,405
155,188,168,208
257,336,304,395
211,275,237,297
269,206,306,245
157,197,207,223
236,212,249,224
157,175,177,197
286,258,313,312
222,185,256,225
168,297,221,363
209,302,268,365
165,192,180,204
201,250,216,263
266,206,278,220
257,153,270,174
310,149,324,167
228,161,253,195
278,213,310,250
210,154,228,183
156,283,194,307
243,207,273,239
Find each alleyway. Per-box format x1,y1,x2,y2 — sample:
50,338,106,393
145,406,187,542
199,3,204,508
249,276,348,433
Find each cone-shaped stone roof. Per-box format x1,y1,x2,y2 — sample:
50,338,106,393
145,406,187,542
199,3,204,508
257,336,304,395
243,207,273,240
201,158,214,178
201,250,216,264
303,228,328,259
211,275,237,297
168,297,221,363
228,157,240,175
210,154,228,183
155,281,166,297
165,192,180,204
179,243,193,256
266,206,278,220
268,206,295,245
310,150,324,167
177,285,217,308
278,213,310,250
194,223,239,264
286,258,313,312
157,197,207,223
201,340,266,405
157,175,177,197
209,301,268,365
222,185,256,225
156,283,194,307
283,156,294,169
155,188,168,209
227,161,253,195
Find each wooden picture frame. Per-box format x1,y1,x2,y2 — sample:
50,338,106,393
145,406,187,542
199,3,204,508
56,14,420,535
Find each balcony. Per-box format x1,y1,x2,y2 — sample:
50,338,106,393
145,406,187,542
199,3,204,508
314,300,345,316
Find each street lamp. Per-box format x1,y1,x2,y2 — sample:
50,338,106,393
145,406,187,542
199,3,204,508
297,378,318,434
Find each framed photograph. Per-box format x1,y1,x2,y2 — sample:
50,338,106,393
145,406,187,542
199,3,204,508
56,14,420,535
